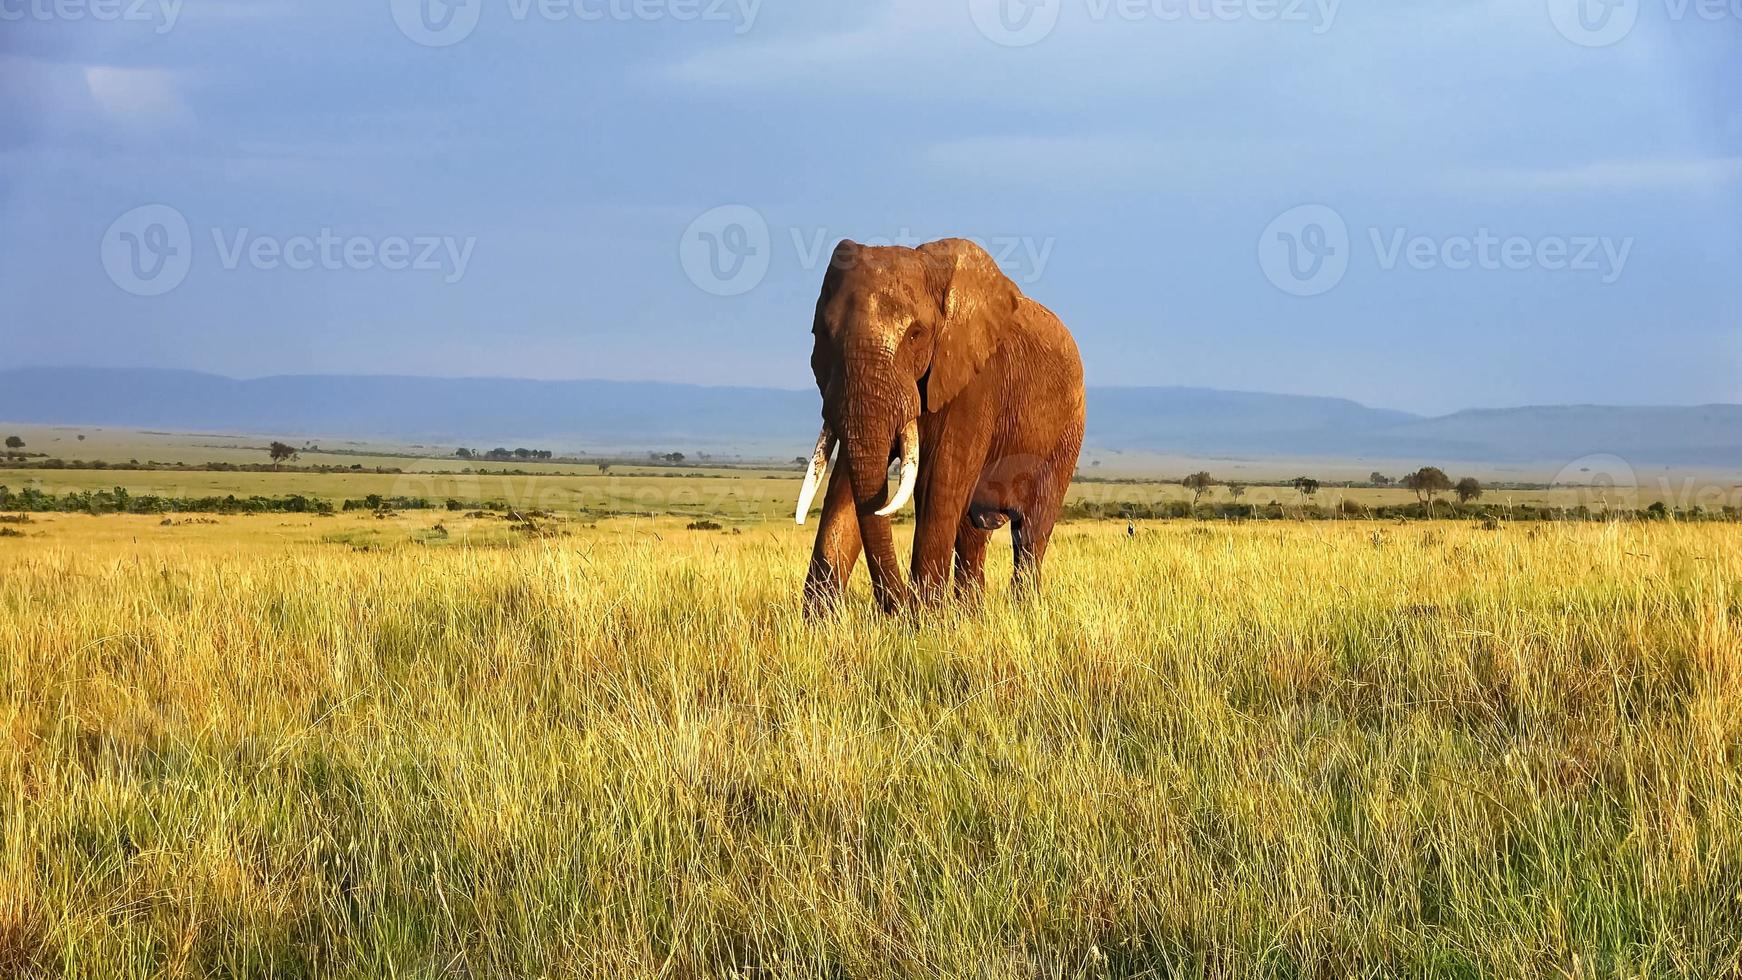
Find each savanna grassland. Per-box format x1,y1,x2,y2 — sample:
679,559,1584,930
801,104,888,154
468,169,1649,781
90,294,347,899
4,505,1741,979
9,422,1737,517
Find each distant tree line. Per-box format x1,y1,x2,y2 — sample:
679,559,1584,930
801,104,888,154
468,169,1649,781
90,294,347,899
1171,467,1487,513
0,485,334,516
1113,464,1720,523
4,458,403,474
456,448,556,461
1,481,1731,525
1069,497,1735,524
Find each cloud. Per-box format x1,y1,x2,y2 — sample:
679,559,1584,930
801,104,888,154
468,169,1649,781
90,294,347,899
186,0,303,21
921,135,1234,188
1447,158,1742,194
84,65,193,127
664,23,898,86
0,55,194,146
658,0,1277,98
919,133,1441,194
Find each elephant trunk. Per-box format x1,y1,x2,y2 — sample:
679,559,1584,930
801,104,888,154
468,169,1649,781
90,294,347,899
842,410,911,613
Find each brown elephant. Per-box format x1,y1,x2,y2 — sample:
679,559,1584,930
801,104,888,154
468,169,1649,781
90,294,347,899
795,238,1086,613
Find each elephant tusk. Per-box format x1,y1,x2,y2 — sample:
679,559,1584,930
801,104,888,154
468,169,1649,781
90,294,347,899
875,419,920,517
794,425,835,525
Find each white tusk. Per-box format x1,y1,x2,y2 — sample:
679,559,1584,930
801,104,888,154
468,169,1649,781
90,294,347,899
874,419,920,517
794,425,834,525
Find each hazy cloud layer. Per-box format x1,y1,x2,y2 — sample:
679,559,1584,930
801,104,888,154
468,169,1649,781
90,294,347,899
0,0,1737,414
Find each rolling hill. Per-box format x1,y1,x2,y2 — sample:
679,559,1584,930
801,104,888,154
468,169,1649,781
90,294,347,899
2,367,1738,467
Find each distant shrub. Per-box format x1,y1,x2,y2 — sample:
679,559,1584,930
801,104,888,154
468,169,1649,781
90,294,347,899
344,495,433,512
0,486,333,516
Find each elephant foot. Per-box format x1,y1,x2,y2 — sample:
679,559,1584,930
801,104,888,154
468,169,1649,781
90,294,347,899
802,566,847,619
802,590,841,620
872,586,916,617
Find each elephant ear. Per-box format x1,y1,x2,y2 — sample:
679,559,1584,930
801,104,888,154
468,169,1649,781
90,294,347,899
810,241,859,390
921,239,1018,411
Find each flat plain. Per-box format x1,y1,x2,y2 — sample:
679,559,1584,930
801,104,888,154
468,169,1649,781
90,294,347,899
4,500,1740,977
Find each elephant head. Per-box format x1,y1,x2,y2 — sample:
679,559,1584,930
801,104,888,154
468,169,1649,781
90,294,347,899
794,238,1018,609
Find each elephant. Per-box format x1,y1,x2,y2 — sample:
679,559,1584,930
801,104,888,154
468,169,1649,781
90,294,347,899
795,238,1086,613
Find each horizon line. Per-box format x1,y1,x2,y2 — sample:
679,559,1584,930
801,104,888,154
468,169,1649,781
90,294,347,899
7,364,1742,417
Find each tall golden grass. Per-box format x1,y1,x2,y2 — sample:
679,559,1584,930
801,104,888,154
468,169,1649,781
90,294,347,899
3,515,1740,977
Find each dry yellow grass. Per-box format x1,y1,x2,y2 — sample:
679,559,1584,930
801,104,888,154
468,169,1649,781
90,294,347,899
3,514,1741,977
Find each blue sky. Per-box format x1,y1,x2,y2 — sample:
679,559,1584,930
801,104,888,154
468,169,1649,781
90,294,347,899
0,0,1737,415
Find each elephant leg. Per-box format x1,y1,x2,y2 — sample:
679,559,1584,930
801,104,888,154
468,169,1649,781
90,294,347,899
1011,511,1056,598
910,428,989,606
953,518,991,602
1012,425,1081,599
911,498,966,606
804,464,861,615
